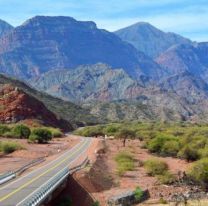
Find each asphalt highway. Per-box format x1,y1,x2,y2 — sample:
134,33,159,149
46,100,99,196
0,137,92,206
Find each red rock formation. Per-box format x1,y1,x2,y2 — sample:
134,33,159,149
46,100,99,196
0,84,70,130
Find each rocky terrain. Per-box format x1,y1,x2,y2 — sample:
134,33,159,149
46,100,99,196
31,63,208,122
0,74,99,127
115,22,191,58
0,84,71,130
156,43,208,82
31,63,145,102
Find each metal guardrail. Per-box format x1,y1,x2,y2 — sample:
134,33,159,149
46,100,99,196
69,157,89,174
0,171,16,185
0,171,14,180
23,157,89,206
0,157,45,185
15,157,45,175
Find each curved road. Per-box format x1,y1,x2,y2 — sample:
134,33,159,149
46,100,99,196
0,137,92,206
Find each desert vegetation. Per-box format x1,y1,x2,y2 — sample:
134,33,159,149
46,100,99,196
75,122,208,189
0,123,63,144
0,141,23,154
115,151,135,176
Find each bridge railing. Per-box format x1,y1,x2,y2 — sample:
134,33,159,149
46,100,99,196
23,157,89,206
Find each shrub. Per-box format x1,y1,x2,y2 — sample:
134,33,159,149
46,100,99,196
147,135,179,156
157,171,176,184
115,151,135,176
199,147,208,158
188,158,208,188
2,131,14,138
29,128,52,143
147,135,167,153
177,145,199,161
46,127,63,138
11,124,31,139
0,125,10,136
144,159,168,176
75,126,104,137
161,140,180,156
0,141,22,154
103,124,120,136
134,187,144,201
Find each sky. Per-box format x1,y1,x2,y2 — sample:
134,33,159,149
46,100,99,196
0,0,207,42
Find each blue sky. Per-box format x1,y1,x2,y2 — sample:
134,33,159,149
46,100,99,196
0,0,207,41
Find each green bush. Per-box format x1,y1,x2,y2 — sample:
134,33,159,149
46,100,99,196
144,159,168,176
11,124,31,139
103,124,120,136
134,187,144,201
161,140,180,156
75,126,104,137
199,147,208,158
45,127,63,138
2,131,14,138
188,158,208,188
147,135,179,156
147,136,167,153
157,171,176,184
115,151,135,176
0,141,22,154
29,128,52,143
0,125,10,136
177,145,199,161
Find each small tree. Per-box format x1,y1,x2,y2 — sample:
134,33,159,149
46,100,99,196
29,128,52,144
115,129,135,147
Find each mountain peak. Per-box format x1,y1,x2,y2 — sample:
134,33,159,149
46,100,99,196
0,19,13,37
115,22,191,58
21,15,97,30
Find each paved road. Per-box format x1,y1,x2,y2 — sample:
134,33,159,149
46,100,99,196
0,138,92,206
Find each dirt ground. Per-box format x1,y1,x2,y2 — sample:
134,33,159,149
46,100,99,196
69,138,199,206
0,134,80,174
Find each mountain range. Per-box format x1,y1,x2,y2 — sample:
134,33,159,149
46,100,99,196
0,16,162,83
0,16,208,123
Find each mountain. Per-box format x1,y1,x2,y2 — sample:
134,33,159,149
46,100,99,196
84,80,208,123
156,43,208,82
115,22,191,58
30,63,145,103
159,72,208,103
0,74,100,127
30,62,208,123
0,16,163,82
0,19,13,37
0,84,71,130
